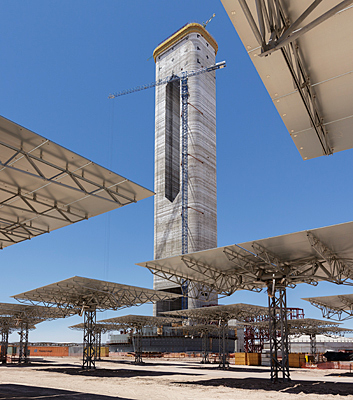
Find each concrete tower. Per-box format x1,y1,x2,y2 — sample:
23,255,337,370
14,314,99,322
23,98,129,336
153,24,218,314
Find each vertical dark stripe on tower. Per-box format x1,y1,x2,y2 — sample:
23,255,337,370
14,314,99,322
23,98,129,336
165,79,180,202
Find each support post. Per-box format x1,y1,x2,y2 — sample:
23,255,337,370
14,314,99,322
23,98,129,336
24,323,29,363
1,327,9,364
218,320,229,369
133,327,143,364
18,322,25,364
95,330,102,361
201,331,210,364
82,308,96,369
268,283,290,382
310,333,317,362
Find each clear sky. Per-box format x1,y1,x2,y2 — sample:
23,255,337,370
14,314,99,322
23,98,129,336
1,1,353,344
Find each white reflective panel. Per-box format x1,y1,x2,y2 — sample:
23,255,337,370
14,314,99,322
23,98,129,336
0,302,68,323
221,0,353,159
160,303,268,321
138,221,353,293
12,276,180,312
0,115,153,248
303,293,353,310
97,314,180,328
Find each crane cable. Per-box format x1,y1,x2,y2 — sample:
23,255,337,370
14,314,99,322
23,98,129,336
103,101,115,281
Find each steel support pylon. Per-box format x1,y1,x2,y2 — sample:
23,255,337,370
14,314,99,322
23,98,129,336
218,321,229,369
201,332,210,364
18,323,24,363
268,284,290,382
82,309,96,369
95,330,102,361
24,323,29,363
1,327,9,364
18,322,29,364
133,328,143,364
310,333,317,362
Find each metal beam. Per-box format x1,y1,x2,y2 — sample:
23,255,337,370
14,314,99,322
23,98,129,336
310,333,317,361
0,139,137,205
280,0,323,42
239,0,353,56
146,263,229,300
262,0,353,56
238,0,336,156
132,327,143,364
181,256,242,295
1,326,9,364
18,322,25,364
239,0,265,47
218,320,229,369
268,283,290,382
307,232,353,282
82,309,96,369
201,331,210,364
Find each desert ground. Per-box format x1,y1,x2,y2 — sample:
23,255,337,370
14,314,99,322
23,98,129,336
0,357,353,399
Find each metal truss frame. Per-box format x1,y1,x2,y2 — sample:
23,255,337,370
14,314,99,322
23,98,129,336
96,315,180,364
172,324,220,364
1,326,9,364
0,137,137,205
244,308,305,354
290,325,353,362
244,314,269,353
306,297,353,321
13,277,180,314
239,0,353,56
0,305,56,364
268,283,290,382
237,0,353,156
309,333,317,360
83,309,96,369
95,330,102,361
146,264,221,302
201,331,211,364
147,255,261,299
144,230,353,382
18,324,24,363
132,327,143,364
307,232,353,281
0,143,140,249
18,321,29,364
163,305,261,368
148,236,353,304
218,320,230,369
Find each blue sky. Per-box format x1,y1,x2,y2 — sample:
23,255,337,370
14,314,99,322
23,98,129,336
1,1,353,343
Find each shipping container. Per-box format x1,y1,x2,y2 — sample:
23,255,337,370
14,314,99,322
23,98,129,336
28,346,69,357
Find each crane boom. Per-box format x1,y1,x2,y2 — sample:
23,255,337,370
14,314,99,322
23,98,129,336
108,61,226,99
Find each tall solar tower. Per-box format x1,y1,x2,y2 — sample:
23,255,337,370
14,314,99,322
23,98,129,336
153,23,218,314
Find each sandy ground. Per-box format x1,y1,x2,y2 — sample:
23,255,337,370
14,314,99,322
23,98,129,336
0,357,353,399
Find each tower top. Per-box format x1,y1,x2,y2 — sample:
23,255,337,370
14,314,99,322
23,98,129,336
153,23,218,62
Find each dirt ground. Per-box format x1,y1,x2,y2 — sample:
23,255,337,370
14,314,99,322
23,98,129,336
0,357,353,399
